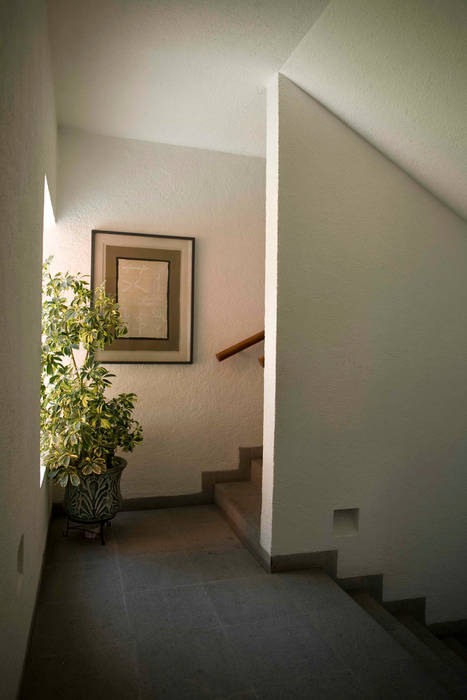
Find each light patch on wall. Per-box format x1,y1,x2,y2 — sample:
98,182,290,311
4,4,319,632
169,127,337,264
43,175,55,236
42,174,57,266
41,175,56,486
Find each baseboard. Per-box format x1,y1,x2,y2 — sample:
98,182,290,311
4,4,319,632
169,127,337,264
53,490,211,515
122,491,211,510
123,445,263,511
270,550,338,577
51,445,263,517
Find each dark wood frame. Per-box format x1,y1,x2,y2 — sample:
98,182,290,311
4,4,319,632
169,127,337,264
91,229,195,364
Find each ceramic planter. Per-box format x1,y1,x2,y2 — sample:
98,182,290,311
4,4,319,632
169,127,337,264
63,457,127,522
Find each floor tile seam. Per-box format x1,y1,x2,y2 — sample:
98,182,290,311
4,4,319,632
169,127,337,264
123,572,271,595
115,543,241,555
202,572,276,587
195,579,258,674
220,610,331,634
114,536,144,698
132,622,223,645
206,619,262,691
124,581,207,595
195,578,226,636
192,574,269,586
206,609,305,639
289,600,373,619
185,543,245,554
114,548,192,556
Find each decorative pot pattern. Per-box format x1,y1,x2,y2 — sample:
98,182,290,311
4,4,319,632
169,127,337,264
64,457,127,522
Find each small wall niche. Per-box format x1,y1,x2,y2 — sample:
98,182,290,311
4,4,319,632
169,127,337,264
333,508,359,537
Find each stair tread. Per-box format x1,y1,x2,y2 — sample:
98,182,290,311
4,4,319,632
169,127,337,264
351,592,467,696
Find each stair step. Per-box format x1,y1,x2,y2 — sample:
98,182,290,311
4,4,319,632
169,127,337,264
396,613,467,675
443,637,467,663
351,591,467,697
250,457,262,488
214,481,261,559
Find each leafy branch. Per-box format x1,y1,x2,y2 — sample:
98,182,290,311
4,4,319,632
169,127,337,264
41,258,143,487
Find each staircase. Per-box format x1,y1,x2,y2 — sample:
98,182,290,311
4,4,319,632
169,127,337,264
214,455,467,698
351,592,467,698
214,456,263,560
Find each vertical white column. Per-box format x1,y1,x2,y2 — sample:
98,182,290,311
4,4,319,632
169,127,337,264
260,74,280,555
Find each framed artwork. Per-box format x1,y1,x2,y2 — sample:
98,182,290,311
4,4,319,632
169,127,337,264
91,230,195,364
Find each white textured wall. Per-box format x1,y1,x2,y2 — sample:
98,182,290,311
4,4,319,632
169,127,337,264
260,76,279,554
265,74,467,623
281,0,467,220
0,1,56,697
49,127,265,499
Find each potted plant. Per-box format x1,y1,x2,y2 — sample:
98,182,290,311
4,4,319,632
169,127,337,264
40,259,143,527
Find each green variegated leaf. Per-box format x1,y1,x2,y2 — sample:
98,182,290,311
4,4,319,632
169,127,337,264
41,261,143,487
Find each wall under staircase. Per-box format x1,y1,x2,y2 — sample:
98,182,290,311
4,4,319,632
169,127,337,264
215,451,467,698
262,72,467,624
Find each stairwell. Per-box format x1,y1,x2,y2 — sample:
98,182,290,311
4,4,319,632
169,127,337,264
351,592,467,698
214,454,467,698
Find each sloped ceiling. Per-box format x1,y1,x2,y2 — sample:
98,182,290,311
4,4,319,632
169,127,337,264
47,0,467,217
281,0,467,220
47,0,329,157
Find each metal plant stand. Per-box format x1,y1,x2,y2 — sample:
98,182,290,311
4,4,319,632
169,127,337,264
63,516,112,545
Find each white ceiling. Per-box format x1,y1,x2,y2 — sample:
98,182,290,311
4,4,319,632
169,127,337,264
47,0,329,157
282,0,467,220
47,0,467,218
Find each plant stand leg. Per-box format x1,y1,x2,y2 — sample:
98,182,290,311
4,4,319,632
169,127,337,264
63,517,70,538
106,520,111,527
100,520,106,546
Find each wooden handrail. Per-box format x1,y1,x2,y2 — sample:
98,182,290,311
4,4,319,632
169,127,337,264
216,330,264,362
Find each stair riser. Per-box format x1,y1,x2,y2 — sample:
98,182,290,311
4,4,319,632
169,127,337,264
250,458,263,488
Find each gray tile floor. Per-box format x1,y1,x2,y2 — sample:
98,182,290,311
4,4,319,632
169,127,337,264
21,506,450,699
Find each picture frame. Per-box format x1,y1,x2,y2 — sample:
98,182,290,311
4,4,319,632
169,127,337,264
91,230,195,364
